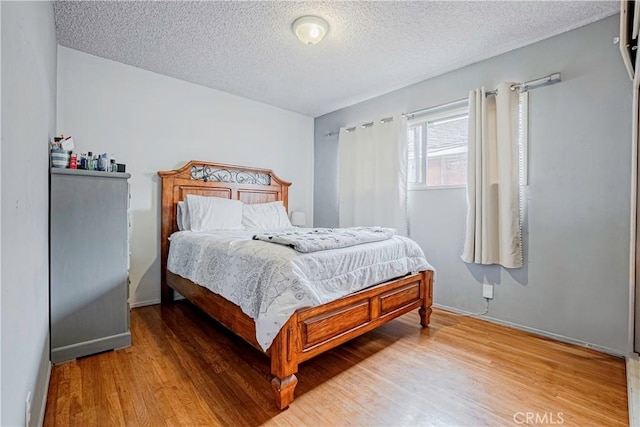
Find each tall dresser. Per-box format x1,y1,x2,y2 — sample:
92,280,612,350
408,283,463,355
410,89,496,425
50,168,131,363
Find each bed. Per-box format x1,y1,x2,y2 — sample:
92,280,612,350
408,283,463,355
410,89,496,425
159,160,434,409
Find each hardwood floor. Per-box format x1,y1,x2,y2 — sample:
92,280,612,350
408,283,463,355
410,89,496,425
44,302,628,426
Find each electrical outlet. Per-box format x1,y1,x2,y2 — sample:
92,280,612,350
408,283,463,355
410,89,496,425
482,284,494,299
25,392,32,427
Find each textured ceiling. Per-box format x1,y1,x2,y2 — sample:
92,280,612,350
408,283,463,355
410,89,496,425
54,1,618,117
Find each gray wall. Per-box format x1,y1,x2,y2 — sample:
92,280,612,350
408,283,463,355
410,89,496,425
315,15,632,355
1,2,57,425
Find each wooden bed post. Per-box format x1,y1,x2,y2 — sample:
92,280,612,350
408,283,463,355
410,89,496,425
419,270,434,327
269,314,299,410
159,172,176,304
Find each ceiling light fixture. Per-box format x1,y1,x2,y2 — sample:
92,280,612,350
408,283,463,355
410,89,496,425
292,16,329,45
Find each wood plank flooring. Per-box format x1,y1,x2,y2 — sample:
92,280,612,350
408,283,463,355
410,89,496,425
44,302,628,426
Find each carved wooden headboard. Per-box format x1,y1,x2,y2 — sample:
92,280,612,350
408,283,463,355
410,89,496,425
158,161,291,299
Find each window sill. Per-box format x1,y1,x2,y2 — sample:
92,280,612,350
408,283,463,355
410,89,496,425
409,185,466,191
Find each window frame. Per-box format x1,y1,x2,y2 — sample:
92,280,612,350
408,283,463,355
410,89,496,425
407,104,470,191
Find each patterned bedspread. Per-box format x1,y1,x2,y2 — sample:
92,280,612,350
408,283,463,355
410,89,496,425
167,229,433,351
252,227,396,252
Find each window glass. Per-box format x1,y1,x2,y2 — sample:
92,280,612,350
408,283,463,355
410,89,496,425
408,106,468,188
425,113,468,187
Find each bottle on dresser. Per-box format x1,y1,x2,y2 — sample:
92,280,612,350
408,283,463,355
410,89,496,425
79,152,88,170
91,153,99,171
98,153,111,172
86,152,94,170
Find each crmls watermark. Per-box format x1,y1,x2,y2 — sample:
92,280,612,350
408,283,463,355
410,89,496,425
513,412,564,425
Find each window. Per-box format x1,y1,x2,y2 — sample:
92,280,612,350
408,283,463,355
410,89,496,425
408,92,528,189
408,105,469,188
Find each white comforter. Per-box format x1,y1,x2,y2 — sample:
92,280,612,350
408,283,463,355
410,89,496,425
167,229,433,351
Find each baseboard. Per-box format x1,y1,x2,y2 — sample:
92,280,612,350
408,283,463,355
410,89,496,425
129,298,160,308
129,294,185,309
629,355,640,427
433,303,625,357
35,362,51,427
30,334,52,427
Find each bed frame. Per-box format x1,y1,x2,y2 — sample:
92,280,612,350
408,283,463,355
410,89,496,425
159,161,434,409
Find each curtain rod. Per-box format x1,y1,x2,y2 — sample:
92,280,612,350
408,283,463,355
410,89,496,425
484,72,561,97
324,72,561,137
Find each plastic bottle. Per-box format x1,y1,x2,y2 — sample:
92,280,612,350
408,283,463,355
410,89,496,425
91,153,98,171
87,152,94,170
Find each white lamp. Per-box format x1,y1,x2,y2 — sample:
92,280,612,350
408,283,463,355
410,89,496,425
290,211,307,227
292,16,329,45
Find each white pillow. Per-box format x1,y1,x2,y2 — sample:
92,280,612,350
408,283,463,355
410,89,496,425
176,201,191,231
186,194,243,232
242,201,292,230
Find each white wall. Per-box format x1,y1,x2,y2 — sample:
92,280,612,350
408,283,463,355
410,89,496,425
57,46,315,307
315,16,632,355
1,2,57,426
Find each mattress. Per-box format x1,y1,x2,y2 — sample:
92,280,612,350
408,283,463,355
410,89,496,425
167,229,433,351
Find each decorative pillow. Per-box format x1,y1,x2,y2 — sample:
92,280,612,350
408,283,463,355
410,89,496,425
242,201,293,230
176,201,191,231
185,194,243,232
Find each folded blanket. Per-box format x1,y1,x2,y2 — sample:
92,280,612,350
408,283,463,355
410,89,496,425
252,227,396,253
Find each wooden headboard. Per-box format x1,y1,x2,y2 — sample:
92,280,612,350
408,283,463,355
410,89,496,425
158,161,291,301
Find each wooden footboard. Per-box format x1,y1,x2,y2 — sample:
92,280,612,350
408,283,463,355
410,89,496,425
294,270,432,363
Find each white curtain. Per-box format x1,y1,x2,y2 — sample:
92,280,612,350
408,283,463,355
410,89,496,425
338,115,408,235
461,83,523,268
